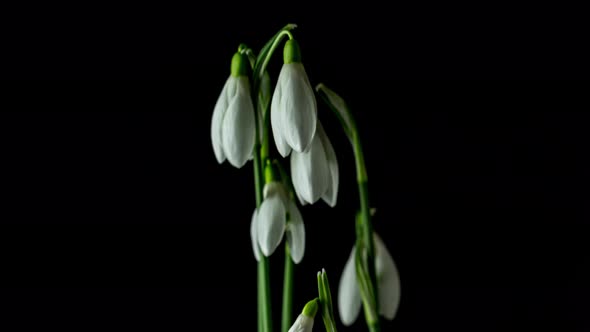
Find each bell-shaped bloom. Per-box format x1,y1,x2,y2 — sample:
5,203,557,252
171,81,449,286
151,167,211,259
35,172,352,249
291,121,339,206
211,75,256,168
338,233,401,326
250,181,306,263
288,313,315,332
271,61,317,157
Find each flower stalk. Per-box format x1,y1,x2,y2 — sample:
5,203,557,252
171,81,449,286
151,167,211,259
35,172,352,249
316,83,382,331
281,244,294,332
253,24,298,332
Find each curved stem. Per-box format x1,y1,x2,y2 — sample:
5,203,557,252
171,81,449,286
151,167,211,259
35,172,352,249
315,83,382,330
256,30,293,85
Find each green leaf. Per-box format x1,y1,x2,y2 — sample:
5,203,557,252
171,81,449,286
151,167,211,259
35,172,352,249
317,269,338,332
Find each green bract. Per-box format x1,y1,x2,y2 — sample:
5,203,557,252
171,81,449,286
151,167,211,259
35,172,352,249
231,52,249,77
284,39,302,64
302,298,319,318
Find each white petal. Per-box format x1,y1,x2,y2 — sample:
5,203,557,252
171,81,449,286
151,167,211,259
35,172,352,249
288,314,314,332
290,133,329,204
226,75,239,99
221,79,255,168
374,233,401,321
285,200,305,264
271,68,292,157
257,195,286,257
295,186,308,206
211,76,232,163
280,63,317,153
316,121,339,207
338,246,362,326
250,208,261,262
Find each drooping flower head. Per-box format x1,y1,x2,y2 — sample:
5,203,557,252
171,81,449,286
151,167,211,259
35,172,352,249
250,181,305,263
338,232,401,326
271,39,317,157
211,51,255,168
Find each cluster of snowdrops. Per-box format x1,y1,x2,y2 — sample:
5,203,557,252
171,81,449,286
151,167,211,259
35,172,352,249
210,24,400,332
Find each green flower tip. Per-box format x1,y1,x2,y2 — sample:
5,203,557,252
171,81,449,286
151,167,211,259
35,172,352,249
231,52,248,77
302,298,319,318
284,39,302,64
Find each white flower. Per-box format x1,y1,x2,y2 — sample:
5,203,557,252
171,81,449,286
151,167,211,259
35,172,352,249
210,75,255,168
250,182,306,263
291,120,339,206
288,313,314,332
338,233,401,326
271,62,317,157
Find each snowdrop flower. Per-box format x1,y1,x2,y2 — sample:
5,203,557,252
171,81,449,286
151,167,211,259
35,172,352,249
250,181,305,263
271,39,317,157
338,233,401,326
211,51,256,168
289,298,318,332
291,120,339,206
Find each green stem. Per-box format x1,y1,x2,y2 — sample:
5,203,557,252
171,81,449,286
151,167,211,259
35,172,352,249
353,133,381,330
259,256,272,332
368,323,381,332
253,24,297,332
258,261,263,332
261,106,271,162
255,30,293,89
254,152,272,332
252,68,271,332
315,83,382,330
253,143,263,207
275,161,295,332
254,141,272,332
281,244,294,332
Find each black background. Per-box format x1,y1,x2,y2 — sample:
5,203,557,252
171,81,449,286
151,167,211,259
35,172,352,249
1,3,589,332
